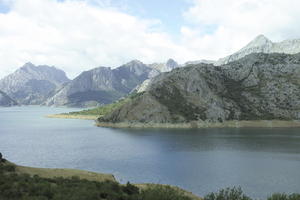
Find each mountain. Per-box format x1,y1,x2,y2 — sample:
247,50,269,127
148,58,179,72
0,63,70,105
98,53,300,124
45,60,157,107
0,90,18,106
216,34,300,65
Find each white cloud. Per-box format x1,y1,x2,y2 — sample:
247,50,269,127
182,0,300,60
0,0,188,79
1,0,300,79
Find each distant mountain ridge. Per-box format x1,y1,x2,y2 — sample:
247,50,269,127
215,35,300,65
0,90,18,106
45,60,158,107
0,63,70,105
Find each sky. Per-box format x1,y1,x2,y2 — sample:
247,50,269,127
1,0,300,79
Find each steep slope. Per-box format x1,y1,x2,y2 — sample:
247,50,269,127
45,60,156,107
98,53,300,124
216,35,300,65
0,90,18,106
0,63,70,105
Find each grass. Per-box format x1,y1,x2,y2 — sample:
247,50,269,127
47,98,131,120
14,163,116,183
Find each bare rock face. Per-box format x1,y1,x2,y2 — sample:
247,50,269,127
0,63,70,105
148,58,179,73
216,35,300,65
99,53,300,124
0,90,18,107
45,60,156,107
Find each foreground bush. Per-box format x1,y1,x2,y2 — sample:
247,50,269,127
140,185,191,200
267,193,300,200
204,187,251,200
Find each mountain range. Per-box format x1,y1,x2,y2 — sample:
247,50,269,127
1,34,300,108
45,60,158,107
98,52,300,125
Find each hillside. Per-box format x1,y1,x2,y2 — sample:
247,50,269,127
97,53,300,127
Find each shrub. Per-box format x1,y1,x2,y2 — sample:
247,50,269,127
267,193,300,200
141,185,192,200
204,187,252,200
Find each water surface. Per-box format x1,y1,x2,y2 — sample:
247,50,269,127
1,106,300,199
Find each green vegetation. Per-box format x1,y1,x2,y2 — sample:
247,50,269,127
204,187,251,200
59,92,144,117
0,154,196,200
1,154,300,200
204,187,300,200
66,98,129,116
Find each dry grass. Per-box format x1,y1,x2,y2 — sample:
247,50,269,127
13,164,116,182
46,114,100,120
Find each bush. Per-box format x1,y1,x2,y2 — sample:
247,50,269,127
141,185,191,200
204,187,252,200
267,193,300,200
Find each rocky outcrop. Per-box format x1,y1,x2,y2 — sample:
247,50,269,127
98,53,300,124
148,58,179,73
0,63,70,105
45,60,156,107
216,35,300,65
0,90,18,106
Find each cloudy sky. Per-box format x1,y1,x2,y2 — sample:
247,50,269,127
0,0,300,79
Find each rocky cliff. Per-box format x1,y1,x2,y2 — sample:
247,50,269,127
98,53,300,124
0,63,70,105
148,58,179,73
0,90,18,106
45,60,157,107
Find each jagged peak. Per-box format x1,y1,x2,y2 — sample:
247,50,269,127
245,34,273,48
21,62,35,68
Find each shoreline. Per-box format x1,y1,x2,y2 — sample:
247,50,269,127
96,120,300,129
47,114,99,120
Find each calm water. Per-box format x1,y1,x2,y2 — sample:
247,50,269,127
1,106,300,199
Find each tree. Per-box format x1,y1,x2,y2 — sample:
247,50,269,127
0,152,2,162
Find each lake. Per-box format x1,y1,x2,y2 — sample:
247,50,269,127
1,106,300,199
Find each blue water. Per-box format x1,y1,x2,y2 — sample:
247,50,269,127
1,106,300,199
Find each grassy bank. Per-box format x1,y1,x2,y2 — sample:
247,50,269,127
0,157,201,200
96,120,300,129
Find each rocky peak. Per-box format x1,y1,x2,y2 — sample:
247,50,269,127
245,34,273,48
166,58,179,70
0,63,70,105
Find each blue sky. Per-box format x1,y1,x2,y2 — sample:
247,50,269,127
0,0,300,79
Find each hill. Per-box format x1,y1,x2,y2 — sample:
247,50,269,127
97,53,300,128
